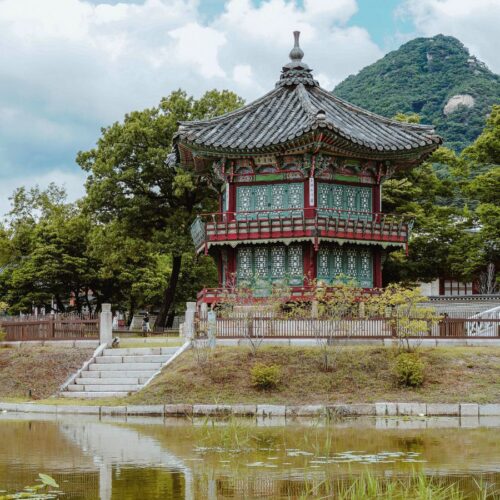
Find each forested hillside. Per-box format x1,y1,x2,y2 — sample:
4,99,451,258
334,35,500,151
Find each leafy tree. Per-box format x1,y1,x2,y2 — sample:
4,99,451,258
77,89,244,327
383,107,499,288
0,186,100,313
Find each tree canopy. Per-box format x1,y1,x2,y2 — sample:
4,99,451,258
77,89,244,326
383,106,500,291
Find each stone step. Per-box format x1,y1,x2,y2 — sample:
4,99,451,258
61,391,131,399
103,347,178,356
95,355,171,364
79,370,156,379
75,377,146,385
89,362,162,371
68,384,142,392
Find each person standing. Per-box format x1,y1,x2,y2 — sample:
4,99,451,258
142,313,151,335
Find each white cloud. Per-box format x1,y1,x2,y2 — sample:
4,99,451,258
0,169,87,217
400,0,500,72
232,64,255,88
0,0,497,216
169,23,226,78
0,0,392,207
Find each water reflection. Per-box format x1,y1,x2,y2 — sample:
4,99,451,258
0,413,499,499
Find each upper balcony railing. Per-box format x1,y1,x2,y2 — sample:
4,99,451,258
190,208,413,252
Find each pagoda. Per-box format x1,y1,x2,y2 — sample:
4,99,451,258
171,32,442,304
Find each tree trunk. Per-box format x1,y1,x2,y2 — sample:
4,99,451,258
155,254,182,330
128,296,136,327
84,288,92,314
166,311,175,328
55,294,65,313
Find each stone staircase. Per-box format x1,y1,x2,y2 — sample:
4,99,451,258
62,347,179,398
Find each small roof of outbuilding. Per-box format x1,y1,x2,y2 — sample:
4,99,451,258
172,32,441,163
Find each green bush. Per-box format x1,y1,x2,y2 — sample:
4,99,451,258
251,363,282,390
393,353,425,387
0,329,6,342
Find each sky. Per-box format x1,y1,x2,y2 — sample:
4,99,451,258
1,0,499,217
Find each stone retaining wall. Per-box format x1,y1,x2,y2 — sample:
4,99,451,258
0,340,100,348
1,401,499,417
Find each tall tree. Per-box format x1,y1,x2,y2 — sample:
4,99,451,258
77,89,244,327
0,185,99,313
383,106,499,288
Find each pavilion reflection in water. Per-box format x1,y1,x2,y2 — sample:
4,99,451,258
0,414,499,499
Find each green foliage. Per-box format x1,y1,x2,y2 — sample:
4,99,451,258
394,353,425,387
394,112,421,123
0,185,102,313
0,473,61,499
0,89,242,319
251,363,282,390
334,35,500,151
77,88,243,325
383,106,500,286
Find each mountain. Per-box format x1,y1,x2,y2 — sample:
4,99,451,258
333,35,500,151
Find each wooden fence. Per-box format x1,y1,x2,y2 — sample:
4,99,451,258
196,316,500,339
0,314,99,341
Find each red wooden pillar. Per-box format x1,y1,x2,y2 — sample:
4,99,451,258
304,174,317,284
226,246,237,286
373,182,381,213
217,249,223,287
228,182,236,221
373,248,382,288
303,242,316,285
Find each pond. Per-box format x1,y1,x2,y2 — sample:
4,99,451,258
0,413,499,499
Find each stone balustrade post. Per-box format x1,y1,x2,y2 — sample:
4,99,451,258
200,302,208,320
311,300,319,319
100,303,113,346
183,302,197,340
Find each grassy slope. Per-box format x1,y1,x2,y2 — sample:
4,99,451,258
0,345,94,400
128,346,500,405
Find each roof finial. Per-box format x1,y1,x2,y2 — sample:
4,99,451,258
289,31,304,63
277,30,318,87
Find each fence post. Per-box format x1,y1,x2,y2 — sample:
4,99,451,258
49,316,55,339
183,302,197,340
200,302,208,320
311,301,319,319
100,304,113,346
208,309,217,348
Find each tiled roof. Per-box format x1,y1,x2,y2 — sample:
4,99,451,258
174,32,441,158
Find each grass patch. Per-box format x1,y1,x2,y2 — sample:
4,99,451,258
0,345,94,400
127,345,500,405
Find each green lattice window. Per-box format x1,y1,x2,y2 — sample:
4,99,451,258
236,183,304,219
317,183,372,218
237,244,303,286
317,245,373,288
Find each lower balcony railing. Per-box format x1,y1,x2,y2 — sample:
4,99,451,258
190,208,413,252
197,285,380,304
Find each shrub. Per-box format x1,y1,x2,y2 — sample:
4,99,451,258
0,329,6,342
393,353,425,387
251,363,282,390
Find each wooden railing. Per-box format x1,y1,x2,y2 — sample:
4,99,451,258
0,314,99,341
191,208,412,252
195,316,500,339
197,285,381,305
